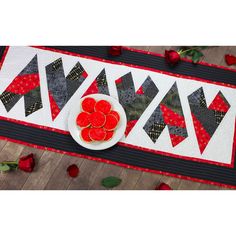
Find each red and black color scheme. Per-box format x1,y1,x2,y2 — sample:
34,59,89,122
0,46,236,189
0,55,42,116
188,87,230,153
116,72,159,136
143,82,188,147
82,69,109,97
46,58,88,120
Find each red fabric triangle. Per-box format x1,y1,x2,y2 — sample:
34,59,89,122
48,92,60,120
208,92,230,113
82,79,99,97
169,134,186,147
191,113,211,154
136,86,144,95
125,120,138,136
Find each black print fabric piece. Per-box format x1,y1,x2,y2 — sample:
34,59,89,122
45,58,88,119
0,55,43,116
82,68,109,96
46,58,69,110
0,91,22,112
144,82,188,147
116,72,158,136
24,87,43,116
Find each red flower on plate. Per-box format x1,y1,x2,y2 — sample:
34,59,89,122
155,182,172,190
225,54,236,66
165,50,181,66
67,164,79,178
108,46,122,56
18,153,35,172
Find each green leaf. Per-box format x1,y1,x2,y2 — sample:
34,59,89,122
0,163,10,172
101,176,122,188
192,50,203,63
7,163,18,170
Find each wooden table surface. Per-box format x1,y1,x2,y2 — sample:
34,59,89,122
0,46,235,190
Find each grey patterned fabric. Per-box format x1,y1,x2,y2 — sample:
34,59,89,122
143,82,188,146
96,69,109,95
19,55,39,75
188,87,230,153
116,72,159,136
0,54,43,116
45,58,88,119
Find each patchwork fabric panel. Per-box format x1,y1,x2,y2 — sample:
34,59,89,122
46,58,88,120
82,69,109,97
0,55,43,116
188,87,230,153
143,82,188,147
116,72,159,136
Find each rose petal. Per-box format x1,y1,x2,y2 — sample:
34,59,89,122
67,164,79,178
155,182,172,190
225,54,236,66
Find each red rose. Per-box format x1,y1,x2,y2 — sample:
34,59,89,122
108,46,122,56
165,50,181,66
67,164,79,178
18,153,35,172
155,182,172,190
225,54,236,66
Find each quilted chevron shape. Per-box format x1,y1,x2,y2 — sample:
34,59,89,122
143,82,188,147
188,87,230,153
46,58,88,120
116,72,159,136
0,55,43,116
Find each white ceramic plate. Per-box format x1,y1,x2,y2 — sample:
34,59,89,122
68,94,127,150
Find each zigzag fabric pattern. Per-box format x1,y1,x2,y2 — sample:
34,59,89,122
143,82,188,147
188,87,230,153
116,72,159,136
46,58,88,120
0,55,43,116
82,69,109,97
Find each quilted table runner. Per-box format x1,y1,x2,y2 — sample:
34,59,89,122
0,46,236,188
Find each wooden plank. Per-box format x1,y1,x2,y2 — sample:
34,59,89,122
114,168,142,190
44,155,84,190
176,179,201,190
0,142,25,189
21,151,63,190
68,159,104,190
88,163,123,190
148,46,173,54
158,175,181,190
134,172,163,190
131,46,150,52
0,140,7,150
201,46,227,65
0,144,44,190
